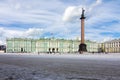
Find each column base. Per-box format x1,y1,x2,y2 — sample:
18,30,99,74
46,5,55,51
78,43,87,53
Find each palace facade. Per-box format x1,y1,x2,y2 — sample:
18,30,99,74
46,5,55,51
104,39,120,53
6,38,99,53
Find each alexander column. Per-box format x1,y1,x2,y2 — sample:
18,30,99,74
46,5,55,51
78,8,87,53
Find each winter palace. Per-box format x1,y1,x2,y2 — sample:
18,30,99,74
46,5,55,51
6,38,99,53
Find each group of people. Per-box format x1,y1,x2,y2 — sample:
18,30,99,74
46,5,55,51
48,48,59,54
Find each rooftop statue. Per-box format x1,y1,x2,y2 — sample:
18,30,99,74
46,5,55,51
81,8,85,19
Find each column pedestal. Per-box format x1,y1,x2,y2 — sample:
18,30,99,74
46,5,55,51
78,43,87,54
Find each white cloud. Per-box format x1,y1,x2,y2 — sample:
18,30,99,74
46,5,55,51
25,28,43,37
14,3,21,10
62,6,82,22
0,0,62,24
0,27,43,44
103,37,113,42
0,0,120,44
88,0,102,11
62,0,102,22
62,0,120,42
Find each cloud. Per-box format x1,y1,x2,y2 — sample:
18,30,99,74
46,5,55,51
62,0,120,42
0,27,43,44
0,0,120,44
88,0,102,11
25,28,43,37
62,6,82,22
0,0,62,24
103,37,113,42
62,0,102,22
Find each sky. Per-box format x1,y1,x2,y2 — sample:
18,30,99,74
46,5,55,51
0,0,120,44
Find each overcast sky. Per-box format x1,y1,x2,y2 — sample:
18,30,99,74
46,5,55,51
0,0,120,44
